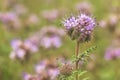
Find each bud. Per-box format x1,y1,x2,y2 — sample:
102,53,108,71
60,63,73,76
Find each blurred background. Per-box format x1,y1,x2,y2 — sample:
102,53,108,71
0,0,120,80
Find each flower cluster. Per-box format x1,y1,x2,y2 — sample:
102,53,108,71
99,14,119,33
75,1,93,15
63,13,96,43
0,12,21,29
23,59,60,80
25,14,40,26
9,39,38,60
41,9,59,22
9,26,65,60
39,26,65,49
105,47,120,61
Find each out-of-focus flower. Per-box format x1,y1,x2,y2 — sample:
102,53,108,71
75,1,94,14
105,47,120,61
62,13,96,43
10,39,23,50
48,69,60,80
24,39,39,53
99,20,107,28
40,36,62,49
41,9,59,22
23,73,37,80
9,39,26,60
0,12,22,30
24,59,60,80
39,26,65,49
9,39,38,60
12,4,28,16
99,14,119,33
23,73,32,80
26,14,40,26
35,62,46,74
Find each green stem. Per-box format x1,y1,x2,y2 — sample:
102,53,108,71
75,41,80,80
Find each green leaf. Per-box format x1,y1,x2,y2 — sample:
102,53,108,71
78,71,87,77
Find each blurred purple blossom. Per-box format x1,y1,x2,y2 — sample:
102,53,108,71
24,39,38,53
40,36,62,49
23,73,32,80
39,26,65,49
26,14,40,26
75,1,93,14
41,9,59,22
13,4,28,16
105,47,120,61
35,62,46,74
48,69,60,80
24,59,60,80
0,12,21,29
10,39,38,60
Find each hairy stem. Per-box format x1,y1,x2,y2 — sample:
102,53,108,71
75,41,80,80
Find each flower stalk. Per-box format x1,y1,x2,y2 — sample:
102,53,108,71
75,41,80,80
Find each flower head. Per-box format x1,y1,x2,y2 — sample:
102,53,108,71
105,47,120,61
62,13,96,42
77,14,95,31
39,26,64,49
63,16,78,29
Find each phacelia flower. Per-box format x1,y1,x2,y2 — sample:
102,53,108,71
24,59,60,80
41,9,59,22
77,14,95,31
63,13,96,43
75,1,93,14
0,12,22,30
23,73,37,80
9,39,38,61
39,26,65,49
105,47,120,61
63,16,78,29
26,14,40,26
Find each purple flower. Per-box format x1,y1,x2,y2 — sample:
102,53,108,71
22,73,32,80
10,39,26,60
75,1,93,14
51,36,62,48
63,16,78,29
40,36,52,48
24,39,38,53
13,4,28,16
41,9,59,22
10,38,38,60
77,14,95,31
35,63,46,74
40,36,62,48
48,69,60,80
105,47,120,61
10,39,22,50
26,14,39,25
0,12,22,29
62,13,96,42
39,26,64,49
15,49,26,59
